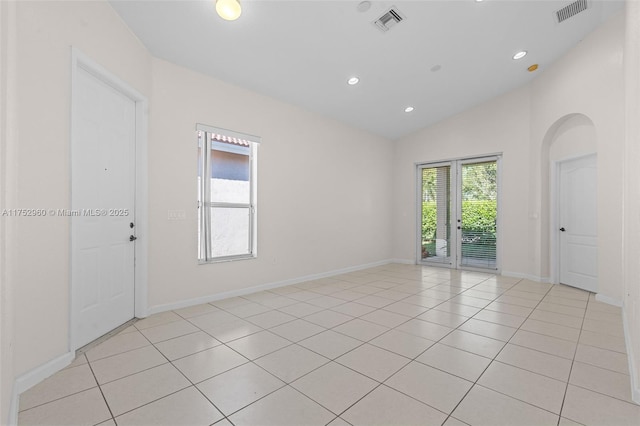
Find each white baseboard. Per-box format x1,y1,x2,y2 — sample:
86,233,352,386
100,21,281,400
622,306,640,405
8,351,75,425
8,387,18,426
501,271,550,283
595,293,623,307
389,258,415,265
146,259,396,315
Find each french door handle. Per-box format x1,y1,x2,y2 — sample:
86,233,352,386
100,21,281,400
129,235,137,241
559,227,566,232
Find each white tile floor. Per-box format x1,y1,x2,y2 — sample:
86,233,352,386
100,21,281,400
18,264,640,426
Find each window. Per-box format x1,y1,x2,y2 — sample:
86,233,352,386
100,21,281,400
197,124,259,262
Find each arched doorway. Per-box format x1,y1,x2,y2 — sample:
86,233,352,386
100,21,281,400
542,114,597,291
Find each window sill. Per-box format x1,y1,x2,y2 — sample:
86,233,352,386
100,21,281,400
198,254,257,264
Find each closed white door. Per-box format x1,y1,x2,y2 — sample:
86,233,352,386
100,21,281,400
72,67,136,348
559,154,598,292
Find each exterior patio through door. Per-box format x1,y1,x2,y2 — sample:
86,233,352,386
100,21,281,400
417,156,500,272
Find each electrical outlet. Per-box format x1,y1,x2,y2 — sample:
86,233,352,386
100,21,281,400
168,209,186,221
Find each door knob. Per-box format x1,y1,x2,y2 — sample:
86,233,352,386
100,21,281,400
129,235,137,241
559,227,566,232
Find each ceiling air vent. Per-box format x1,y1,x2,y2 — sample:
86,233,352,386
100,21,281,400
374,7,405,32
555,0,589,23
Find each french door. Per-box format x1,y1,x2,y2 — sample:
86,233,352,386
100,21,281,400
417,156,500,271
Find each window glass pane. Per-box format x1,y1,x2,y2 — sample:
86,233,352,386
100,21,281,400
460,161,497,269
210,207,250,258
421,165,451,263
211,142,250,204
197,132,204,260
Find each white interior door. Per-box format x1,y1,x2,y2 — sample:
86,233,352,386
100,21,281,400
72,67,136,348
559,154,598,292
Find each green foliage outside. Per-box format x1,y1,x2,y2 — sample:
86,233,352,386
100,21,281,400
421,161,497,259
421,200,497,259
421,202,437,243
421,200,497,242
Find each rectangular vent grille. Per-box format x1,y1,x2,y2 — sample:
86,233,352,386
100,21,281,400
374,7,405,32
556,0,588,23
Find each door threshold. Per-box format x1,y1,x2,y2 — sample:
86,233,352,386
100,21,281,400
76,318,138,356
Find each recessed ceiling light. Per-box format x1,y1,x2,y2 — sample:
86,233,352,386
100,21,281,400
475,0,484,2
357,1,371,12
347,77,360,85
215,0,242,21
513,51,527,60
404,106,414,113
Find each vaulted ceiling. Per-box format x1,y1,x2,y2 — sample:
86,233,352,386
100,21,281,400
110,0,624,139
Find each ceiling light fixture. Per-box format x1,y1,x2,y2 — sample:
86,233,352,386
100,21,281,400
404,106,414,113
357,1,372,12
347,76,360,85
216,0,242,21
513,50,527,60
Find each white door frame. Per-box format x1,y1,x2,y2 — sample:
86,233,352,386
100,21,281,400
550,152,597,285
455,156,502,273
415,160,458,268
69,47,148,352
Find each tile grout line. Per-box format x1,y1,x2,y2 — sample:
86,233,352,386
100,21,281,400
100,326,194,423
175,299,359,424
22,266,625,426
14,358,98,414
147,333,235,424
555,290,590,426
97,321,251,424
442,278,567,424
84,353,117,426
218,271,504,424
302,273,521,425
436,275,526,425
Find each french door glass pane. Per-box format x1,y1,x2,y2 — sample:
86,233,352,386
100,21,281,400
210,207,250,258
421,166,452,263
460,161,497,269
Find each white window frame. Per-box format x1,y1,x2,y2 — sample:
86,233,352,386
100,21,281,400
197,123,259,263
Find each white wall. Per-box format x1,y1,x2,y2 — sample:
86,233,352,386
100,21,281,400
11,0,152,391
3,1,636,423
392,12,625,303
623,0,640,404
392,85,532,275
4,3,392,420
148,58,393,310
0,0,17,423
6,2,393,416
531,12,625,301
548,115,597,162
